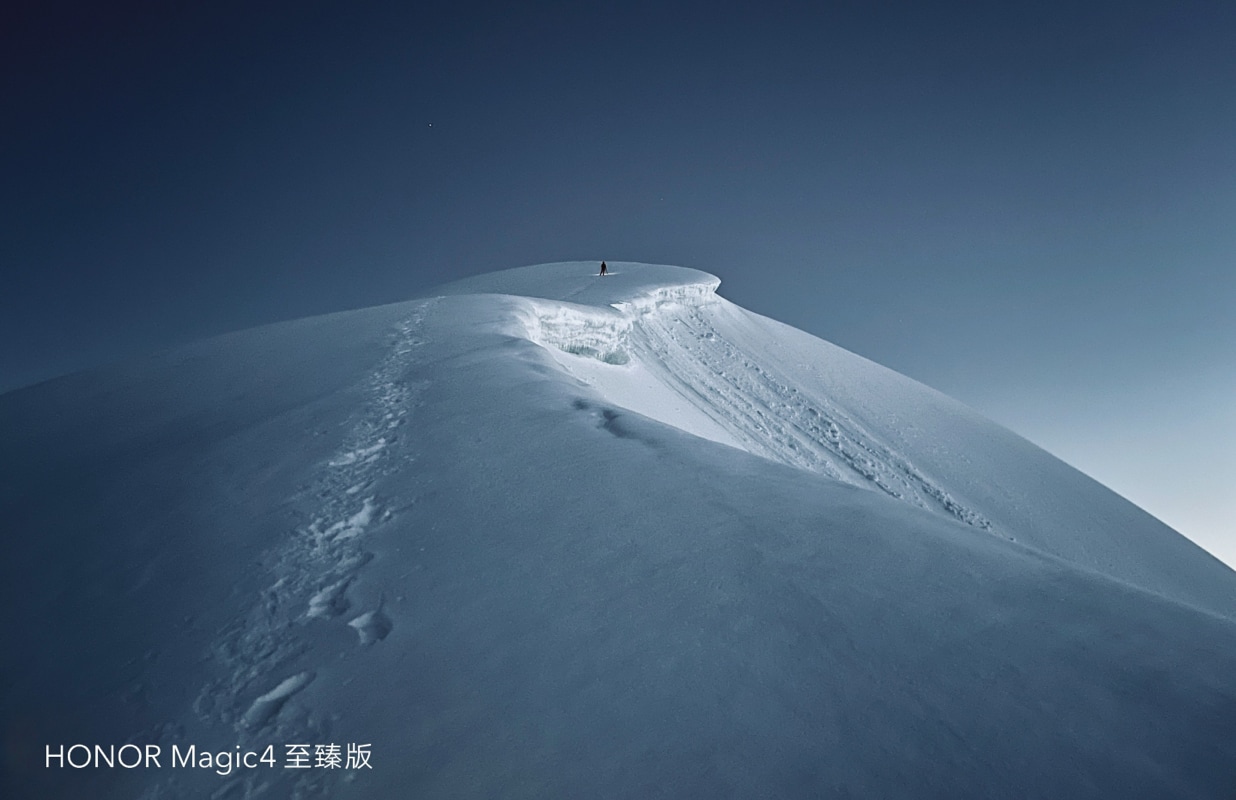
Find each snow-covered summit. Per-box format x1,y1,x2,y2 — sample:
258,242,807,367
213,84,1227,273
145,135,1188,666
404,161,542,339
3,261,1236,799
428,259,721,307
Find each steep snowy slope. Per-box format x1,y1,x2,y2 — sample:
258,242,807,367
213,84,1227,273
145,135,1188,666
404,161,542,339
2,262,1235,799
434,262,1236,615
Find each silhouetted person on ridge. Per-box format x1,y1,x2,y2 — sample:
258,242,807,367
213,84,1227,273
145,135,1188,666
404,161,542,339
599,261,608,276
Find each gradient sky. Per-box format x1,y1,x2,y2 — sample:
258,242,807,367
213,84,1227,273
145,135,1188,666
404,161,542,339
3,1,1233,563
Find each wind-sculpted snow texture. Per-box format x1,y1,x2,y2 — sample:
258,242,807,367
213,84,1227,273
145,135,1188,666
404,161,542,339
3,262,1236,799
521,288,1000,534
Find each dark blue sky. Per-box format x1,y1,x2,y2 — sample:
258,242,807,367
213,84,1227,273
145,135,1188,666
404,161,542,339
3,1,1233,559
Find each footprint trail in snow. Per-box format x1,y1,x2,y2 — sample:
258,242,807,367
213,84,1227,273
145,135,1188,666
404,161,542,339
173,301,435,798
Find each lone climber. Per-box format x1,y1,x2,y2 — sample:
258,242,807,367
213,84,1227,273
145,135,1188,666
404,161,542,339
599,261,608,276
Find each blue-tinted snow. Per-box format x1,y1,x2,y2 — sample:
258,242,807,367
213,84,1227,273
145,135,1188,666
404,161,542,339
2,262,1235,798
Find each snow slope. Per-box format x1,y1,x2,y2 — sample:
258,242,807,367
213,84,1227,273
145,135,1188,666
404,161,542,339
2,261,1235,799
434,262,1236,615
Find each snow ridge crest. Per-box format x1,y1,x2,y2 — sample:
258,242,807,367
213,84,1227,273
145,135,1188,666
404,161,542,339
516,279,720,369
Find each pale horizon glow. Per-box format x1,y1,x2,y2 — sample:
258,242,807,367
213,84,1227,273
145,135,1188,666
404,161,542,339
949,367,1235,569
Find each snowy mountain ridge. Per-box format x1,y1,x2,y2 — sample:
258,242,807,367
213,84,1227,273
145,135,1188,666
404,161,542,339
4,261,1236,799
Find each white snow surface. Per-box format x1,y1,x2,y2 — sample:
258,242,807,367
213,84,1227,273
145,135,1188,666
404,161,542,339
2,261,1236,799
